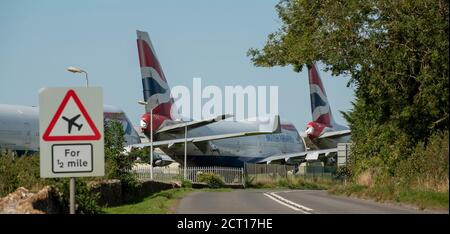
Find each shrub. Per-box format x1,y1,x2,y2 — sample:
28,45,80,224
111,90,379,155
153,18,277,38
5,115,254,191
197,172,225,188
336,165,352,180
104,121,141,193
244,176,255,188
0,154,44,197
181,179,192,188
396,130,449,192
52,178,101,214
277,178,290,188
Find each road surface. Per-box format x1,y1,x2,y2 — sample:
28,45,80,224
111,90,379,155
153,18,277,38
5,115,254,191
176,189,446,214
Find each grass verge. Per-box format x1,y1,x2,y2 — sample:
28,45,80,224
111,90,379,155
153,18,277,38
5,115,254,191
246,176,335,190
329,184,449,210
102,188,231,214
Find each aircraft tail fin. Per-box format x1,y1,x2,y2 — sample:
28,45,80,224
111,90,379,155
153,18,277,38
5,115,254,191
136,30,174,119
308,64,336,127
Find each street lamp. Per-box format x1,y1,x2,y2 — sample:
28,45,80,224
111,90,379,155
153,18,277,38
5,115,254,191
67,66,89,87
65,66,89,215
138,100,154,180
184,122,188,180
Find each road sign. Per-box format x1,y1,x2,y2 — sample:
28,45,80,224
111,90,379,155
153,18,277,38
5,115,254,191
39,87,104,178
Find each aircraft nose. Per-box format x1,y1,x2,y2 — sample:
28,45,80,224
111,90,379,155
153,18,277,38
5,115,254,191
140,119,147,129
305,126,314,135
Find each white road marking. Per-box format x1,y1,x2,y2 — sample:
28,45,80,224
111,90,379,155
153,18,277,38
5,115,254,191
270,192,314,212
263,193,307,213
263,192,313,214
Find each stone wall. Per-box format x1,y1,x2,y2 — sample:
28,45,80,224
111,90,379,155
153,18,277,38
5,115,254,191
0,180,179,213
0,187,62,214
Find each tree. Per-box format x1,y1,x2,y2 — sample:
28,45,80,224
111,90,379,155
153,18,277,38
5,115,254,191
104,121,140,191
249,0,448,176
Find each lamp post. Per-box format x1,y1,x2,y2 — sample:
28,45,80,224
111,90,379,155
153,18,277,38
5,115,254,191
67,66,89,87
66,66,89,215
184,123,187,180
138,100,153,180
150,108,153,180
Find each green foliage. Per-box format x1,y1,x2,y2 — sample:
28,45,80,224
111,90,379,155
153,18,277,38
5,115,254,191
395,131,449,191
244,175,255,188
0,154,43,197
246,176,331,190
181,179,192,188
0,120,139,213
104,121,140,193
197,172,226,188
0,153,102,213
398,189,449,210
249,0,448,194
336,165,352,180
52,179,101,214
127,147,150,163
331,183,448,210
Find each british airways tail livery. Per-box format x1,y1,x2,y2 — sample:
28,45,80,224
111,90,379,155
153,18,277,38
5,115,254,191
308,64,336,128
137,31,176,136
304,64,351,149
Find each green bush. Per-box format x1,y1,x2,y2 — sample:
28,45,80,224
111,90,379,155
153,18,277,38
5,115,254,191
244,176,255,188
277,178,290,188
197,172,225,188
395,130,449,192
0,153,101,213
336,165,352,180
181,179,192,188
104,121,141,193
0,154,44,197
52,178,101,214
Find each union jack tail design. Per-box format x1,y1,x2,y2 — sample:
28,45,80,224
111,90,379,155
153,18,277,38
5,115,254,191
308,64,336,127
136,30,173,119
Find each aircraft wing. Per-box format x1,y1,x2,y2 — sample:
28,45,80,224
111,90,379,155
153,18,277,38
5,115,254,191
132,132,275,148
132,115,281,149
156,114,233,134
318,129,351,139
256,148,338,164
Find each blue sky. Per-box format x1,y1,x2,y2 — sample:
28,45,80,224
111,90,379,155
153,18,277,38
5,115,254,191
0,0,354,130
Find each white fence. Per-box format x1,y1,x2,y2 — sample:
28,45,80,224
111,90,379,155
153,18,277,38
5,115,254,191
131,164,244,186
183,166,244,185
132,164,182,182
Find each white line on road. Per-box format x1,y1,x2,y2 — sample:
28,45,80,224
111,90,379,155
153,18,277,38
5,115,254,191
270,192,314,212
263,192,313,214
263,193,308,213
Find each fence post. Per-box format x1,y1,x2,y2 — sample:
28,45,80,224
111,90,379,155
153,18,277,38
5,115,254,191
241,167,245,187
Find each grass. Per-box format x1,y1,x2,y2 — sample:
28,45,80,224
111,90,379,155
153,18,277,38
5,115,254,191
246,175,336,190
102,188,231,214
329,184,449,210
398,189,449,210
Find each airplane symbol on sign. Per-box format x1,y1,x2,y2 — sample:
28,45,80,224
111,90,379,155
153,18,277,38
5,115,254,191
62,114,83,134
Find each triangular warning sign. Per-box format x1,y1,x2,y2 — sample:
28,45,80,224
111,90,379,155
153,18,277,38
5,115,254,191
42,89,101,141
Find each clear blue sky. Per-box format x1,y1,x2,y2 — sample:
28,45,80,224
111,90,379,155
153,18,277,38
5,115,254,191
0,0,354,130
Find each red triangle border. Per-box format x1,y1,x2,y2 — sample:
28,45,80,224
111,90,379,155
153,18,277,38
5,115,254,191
42,89,101,141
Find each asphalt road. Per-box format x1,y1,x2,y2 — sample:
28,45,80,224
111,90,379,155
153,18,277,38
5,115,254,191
176,189,447,214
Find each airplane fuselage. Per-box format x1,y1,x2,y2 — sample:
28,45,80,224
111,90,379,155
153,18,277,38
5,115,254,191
0,104,39,153
155,120,306,167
